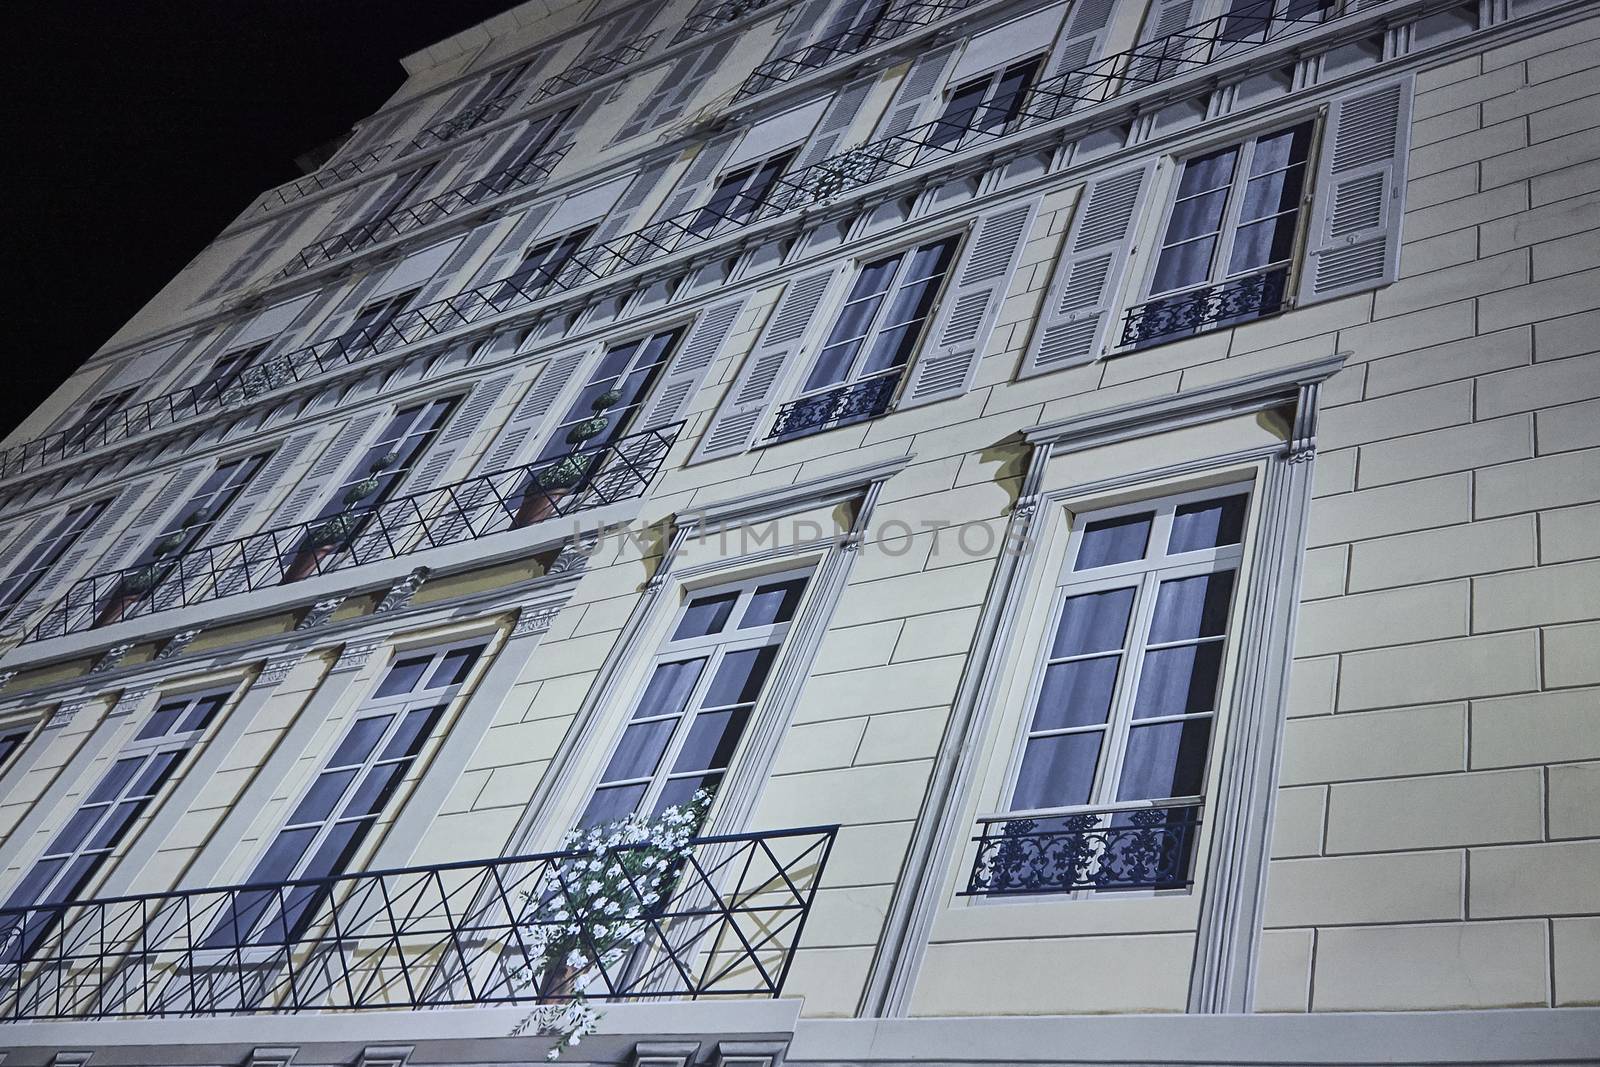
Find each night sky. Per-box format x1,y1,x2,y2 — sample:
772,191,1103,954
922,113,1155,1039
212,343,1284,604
3,1,524,440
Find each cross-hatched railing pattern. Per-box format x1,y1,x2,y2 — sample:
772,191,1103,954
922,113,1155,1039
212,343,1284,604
535,32,661,99
26,424,680,642
672,0,785,43
964,802,1202,896
275,145,572,278
0,826,836,1021
2,0,1347,483
253,146,396,215
737,0,981,100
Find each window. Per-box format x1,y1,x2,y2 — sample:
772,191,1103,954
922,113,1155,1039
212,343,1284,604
191,342,270,406
929,57,1043,149
337,287,422,353
533,329,682,466
461,60,534,114
483,106,575,195
356,166,439,235
985,486,1250,894
579,573,810,828
0,690,229,960
200,643,482,948
61,387,136,447
491,227,593,304
0,726,29,772
771,236,959,440
688,150,795,236
1126,122,1315,348
0,498,109,616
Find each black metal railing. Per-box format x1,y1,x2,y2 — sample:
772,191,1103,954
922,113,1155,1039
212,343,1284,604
536,33,661,99
407,95,519,156
26,424,680,642
2,0,1349,483
1118,266,1289,349
253,147,395,215
964,802,1201,896
0,825,835,1021
737,0,980,100
276,145,571,278
672,0,784,43
766,374,900,441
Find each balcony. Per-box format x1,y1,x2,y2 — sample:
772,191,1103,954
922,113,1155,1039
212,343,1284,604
26,424,680,643
275,145,570,279
0,825,836,1021
252,146,394,215
1117,267,1289,350
671,0,785,43
736,0,981,100
765,374,899,442
406,95,519,156
534,32,660,100
963,801,1202,896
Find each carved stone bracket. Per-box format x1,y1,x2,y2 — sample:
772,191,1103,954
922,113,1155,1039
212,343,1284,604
375,568,431,614
512,604,560,639
549,534,599,575
257,653,305,689
712,1041,790,1067
50,1053,92,1067
90,644,136,674
156,629,204,660
43,699,90,731
357,1046,413,1067
107,686,155,718
333,641,384,674
244,1049,297,1067
295,596,347,630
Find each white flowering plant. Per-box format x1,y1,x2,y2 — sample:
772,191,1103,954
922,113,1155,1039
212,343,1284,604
509,791,711,1059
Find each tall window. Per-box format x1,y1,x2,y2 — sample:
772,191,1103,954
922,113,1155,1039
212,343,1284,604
354,166,439,238
580,573,810,828
201,643,483,948
929,57,1043,149
492,227,593,304
483,106,575,195
0,498,108,616
191,342,270,406
0,690,229,959
688,151,795,236
534,329,682,465
1130,122,1315,345
998,486,1249,889
337,287,422,353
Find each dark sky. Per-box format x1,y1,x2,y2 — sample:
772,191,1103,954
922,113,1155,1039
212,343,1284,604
3,0,524,440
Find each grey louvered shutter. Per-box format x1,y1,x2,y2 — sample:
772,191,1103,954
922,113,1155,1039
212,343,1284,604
313,271,393,351
1047,0,1117,90
1299,76,1413,307
1,479,151,630
591,158,674,245
405,375,516,491
97,463,211,573
691,267,839,462
874,45,960,141
265,419,373,528
0,512,56,575
641,297,747,430
615,39,735,143
468,204,561,288
792,77,875,170
764,0,834,60
650,134,741,224
1019,164,1154,378
411,219,515,311
1128,0,1197,84
583,0,664,57
473,347,593,473
900,198,1037,409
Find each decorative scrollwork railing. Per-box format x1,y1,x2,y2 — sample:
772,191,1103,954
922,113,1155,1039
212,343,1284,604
536,32,661,99
0,825,836,1021
964,802,1202,896
1118,266,1289,349
26,423,680,642
2,0,1350,483
766,374,900,441
276,145,571,278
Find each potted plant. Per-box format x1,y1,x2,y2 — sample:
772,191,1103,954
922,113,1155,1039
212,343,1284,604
282,452,396,582
513,390,619,528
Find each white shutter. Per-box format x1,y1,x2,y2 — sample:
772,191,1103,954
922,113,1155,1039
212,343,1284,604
650,134,741,224
614,39,735,143
200,432,318,547
264,419,374,528
582,0,665,57
1046,0,1117,91
96,463,211,573
468,204,562,288
873,45,961,141
405,375,516,491
313,272,394,350
1128,0,1198,85
1298,76,1413,306
199,212,304,302
691,267,840,462
411,220,513,310
473,347,594,473
792,77,876,170
590,158,675,245
1,479,151,629
1019,163,1154,377
641,297,747,430
900,198,1038,408
0,513,57,574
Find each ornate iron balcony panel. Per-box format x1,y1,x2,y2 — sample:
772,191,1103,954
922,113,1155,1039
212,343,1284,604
964,804,1201,896
0,825,836,1021
26,424,680,643
535,33,660,99
1118,267,1289,350
765,374,899,441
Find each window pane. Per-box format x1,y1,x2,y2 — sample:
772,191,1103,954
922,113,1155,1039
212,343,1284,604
375,657,431,697
602,720,677,782
136,701,187,740
1227,215,1300,275
702,646,777,708
1249,123,1314,175
179,694,228,733
340,762,407,819
672,593,738,639
85,800,143,850
1133,643,1225,719
44,808,105,856
655,773,721,815
4,858,65,911
379,705,443,760
328,715,394,768
579,783,648,828
1147,571,1236,644
634,659,706,719
129,750,182,797
288,769,359,826
1164,189,1231,243
1074,512,1152,569
45,853,103,906
1176,146,1238,197
740,578,807,628
1031,656,1121,732
1238,166,1305,223
1150,236,1217,295
672,708,750,773
1049,587,1136,658
1168,495,1248,552
1116,719,1212,800
84,758,145,804
426,646,482,689
1011,732,1101,810
247,826,318,884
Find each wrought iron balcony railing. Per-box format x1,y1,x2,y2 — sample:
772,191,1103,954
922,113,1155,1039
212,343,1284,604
3,0,1348,483
964,801,1202,896
1118,266,1290,349
26,424,680,642
672,0,784,43
276,146,571,278
0,825,836,1021
252,146,395,215
765,374,900,441
406,95,520,156
535,32,661,100
737,0,981,100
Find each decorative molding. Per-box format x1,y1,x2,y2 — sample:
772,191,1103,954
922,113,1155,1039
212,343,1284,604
712,1040,789,1067
107,686,155,718
375,567,431,613
685,455,915,530
295,596,347,630
548,534,599,575
0,670,14,693
257,653,305,688
156,628,204,660
332,640,383,674
632,1042,702,1067
43,699,91,731
1288,380,1321,463
356,1046,413,1067
244,1049,297,1067
90,643,136,674
512,603,561,639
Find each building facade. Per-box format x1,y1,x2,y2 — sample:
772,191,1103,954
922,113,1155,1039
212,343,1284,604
0,0,1597,1062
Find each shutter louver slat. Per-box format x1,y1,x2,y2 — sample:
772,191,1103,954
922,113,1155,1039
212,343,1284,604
641,297,747,429
1020,164,1154,377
